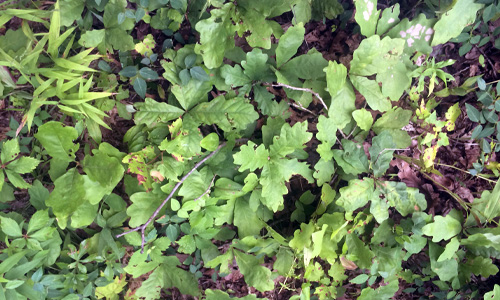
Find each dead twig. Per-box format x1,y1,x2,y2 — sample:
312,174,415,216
270,83,328,111
116,143,226,253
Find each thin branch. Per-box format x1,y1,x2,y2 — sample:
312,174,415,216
194,174,217,201
271,83,328,111
116,143,226,253
289,102,316,116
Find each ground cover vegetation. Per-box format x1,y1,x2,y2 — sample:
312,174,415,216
1,0,500,299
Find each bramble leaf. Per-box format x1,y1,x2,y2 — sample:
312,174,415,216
234,250,274,292
369,131,396,177
337,178,374,212
134,98,185,127
332,139,369,175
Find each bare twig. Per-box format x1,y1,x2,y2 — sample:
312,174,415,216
116,143,226,253
289,102,316,116
270,83,328,111
194,174,217,201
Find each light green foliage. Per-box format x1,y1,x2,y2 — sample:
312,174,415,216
234,121,313,211
431,0,484,46
422,214,462,242
1,1,499,299
276,23,305,67
354,0,380,37
0,139,40,190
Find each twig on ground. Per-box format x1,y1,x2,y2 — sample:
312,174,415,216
270,83,328,111
116,143,226,253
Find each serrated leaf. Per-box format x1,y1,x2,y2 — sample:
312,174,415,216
276,22,305,67
431,0,483,46
269,121,312,158
194,3,235,68
358,279,398,300
381,182,427,216
234,250,274,292
127,192,164,227
189,96,258,132
34,121,79,162
241,48,274,82
1,139,20,164
422,214,462,242
134,98,185,126
233,141,269,172
337,178,374,212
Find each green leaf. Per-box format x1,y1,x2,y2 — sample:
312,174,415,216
119,66,138,78
465,103,481,123
482,178,500,221
346,233,374,269
194,3,235,68
381,182,427,216
233,141,269,172
127,192,164,227
220,64,251,87
34,121,79,162
133,77,147,99
234,250,274,292
372,107,412,133
269,121,312,157
79,29,106,47
95,276,127,300
139,67,159,80
189,96,258,132
276,22,305,67
358,279,398,300
27,209,51,234
429,242,458,281
431,0,484,46
134,98,184,127
241,48,274,82
369,131,396,177
171,79,212,110
234,198,264,237
60,0,85,27
83,152,124,202
45,168,87,229
189,66,210,82
0,216,22,237
337,178,374,212
5,169,31,189
332,139,369,175
281,49,328,80
1,139,20,165
352,108,373,131
422,214,462,242
354,0,380,37
350,75,391,112
200,133,219,151
484,284,500,300
437,237,460,262
377,4,400,35
7,156,40,174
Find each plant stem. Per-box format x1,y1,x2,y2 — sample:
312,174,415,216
435,162,497,184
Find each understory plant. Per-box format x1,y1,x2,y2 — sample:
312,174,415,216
1,0,500,299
